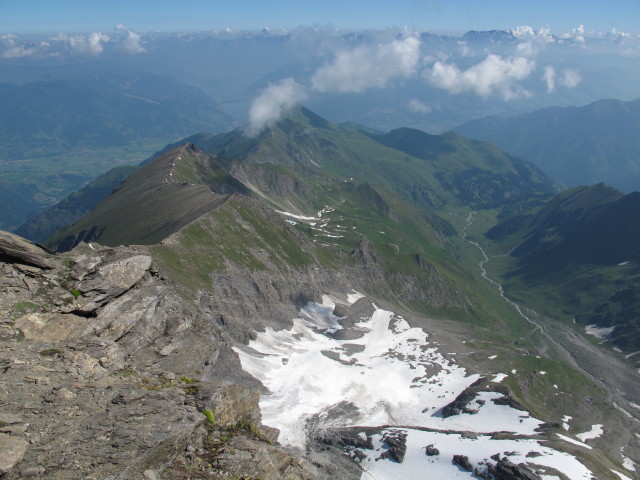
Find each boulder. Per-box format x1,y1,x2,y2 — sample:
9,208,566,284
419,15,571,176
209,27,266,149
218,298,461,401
452,454,473,472
379,430,407,463
493,458,542,480
0,230,56,269
0,433,29,474
424,444,440,456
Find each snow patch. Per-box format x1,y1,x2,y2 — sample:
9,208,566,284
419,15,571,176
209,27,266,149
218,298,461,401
612,470,633,480
488,355,497,360
491,373,508,383
347,290,365,305
361,428,593,480
585,324,616,339
235,299,593,478
622,455,636,471
562,415,572,431
556,433,592,449
275,210,319,221
576,424,603,442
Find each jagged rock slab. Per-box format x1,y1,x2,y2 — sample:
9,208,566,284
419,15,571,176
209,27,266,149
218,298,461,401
0,230,56,269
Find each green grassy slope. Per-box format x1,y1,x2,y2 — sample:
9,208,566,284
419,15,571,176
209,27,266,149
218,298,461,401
483,183,640,353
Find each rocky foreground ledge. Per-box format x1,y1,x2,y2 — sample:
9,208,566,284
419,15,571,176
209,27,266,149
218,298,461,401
0,230,326,480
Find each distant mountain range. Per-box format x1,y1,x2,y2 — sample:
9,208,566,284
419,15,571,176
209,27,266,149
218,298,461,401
453,98,640,193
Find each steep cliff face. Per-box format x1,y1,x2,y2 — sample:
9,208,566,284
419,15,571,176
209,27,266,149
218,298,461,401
0,231,335,480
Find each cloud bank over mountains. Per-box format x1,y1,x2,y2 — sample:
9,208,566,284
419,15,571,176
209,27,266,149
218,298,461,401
1,24,638,135
245,25,609,134
0,24,146,58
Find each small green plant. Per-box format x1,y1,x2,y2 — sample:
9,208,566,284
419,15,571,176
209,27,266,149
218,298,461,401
203,409,215,426
70,288,81,298
13,302,39,312
180,376,199,384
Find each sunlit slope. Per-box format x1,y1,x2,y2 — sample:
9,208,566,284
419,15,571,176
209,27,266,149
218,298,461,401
47,144,231,250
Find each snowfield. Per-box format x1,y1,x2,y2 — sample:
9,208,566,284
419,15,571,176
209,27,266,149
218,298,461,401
234,295,595,479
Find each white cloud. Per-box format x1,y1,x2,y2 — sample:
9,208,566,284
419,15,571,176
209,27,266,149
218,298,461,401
560,69,581,88
542,65,556,92
511,25,555,44
1,41,50,58
560,25,586,44
425,54,535,100
409,99,431,114
52,32,110,56
245,78,308,137
311,35,421,93
115,24,146,54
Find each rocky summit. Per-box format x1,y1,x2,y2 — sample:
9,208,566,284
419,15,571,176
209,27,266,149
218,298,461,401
0,230,332,480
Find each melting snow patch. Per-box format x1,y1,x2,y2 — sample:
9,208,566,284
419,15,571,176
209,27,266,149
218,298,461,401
236,304,479,446
612,470,633,480
488,355,497,360
556,433,592,449
360,428,593,480
618,261,630,266
275,210,319,222
562,415,572,431
347,290,365,305
286,219,297,225
234,299,594,478
576,424,603,442
585,324,616,339
623,455,636,471
491,373,508,383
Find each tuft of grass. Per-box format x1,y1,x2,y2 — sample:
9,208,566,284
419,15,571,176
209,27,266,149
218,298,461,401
203,409,215,426
180,376,199,384
13,302,39,312
69,288,81,298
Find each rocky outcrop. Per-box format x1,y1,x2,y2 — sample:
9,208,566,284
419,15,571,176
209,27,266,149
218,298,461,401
491,458,542,480
0,230,56,269
441,377,485,417
452,454,474,472
379,429,408,463
0,231,321,479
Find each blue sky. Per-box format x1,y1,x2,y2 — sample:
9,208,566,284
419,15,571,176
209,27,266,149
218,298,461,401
2,0,639,35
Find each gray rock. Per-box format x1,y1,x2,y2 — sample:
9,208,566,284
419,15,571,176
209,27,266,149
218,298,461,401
0,230,56,269
379,430,407,463
452,454,474,472
493,458,542,480
425,444,440,456
0,433,29,474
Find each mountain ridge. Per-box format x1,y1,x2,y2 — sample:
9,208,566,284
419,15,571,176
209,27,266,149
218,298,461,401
453,98,640,193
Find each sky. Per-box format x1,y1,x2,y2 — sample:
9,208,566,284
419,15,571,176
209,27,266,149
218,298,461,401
1,0,639,35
